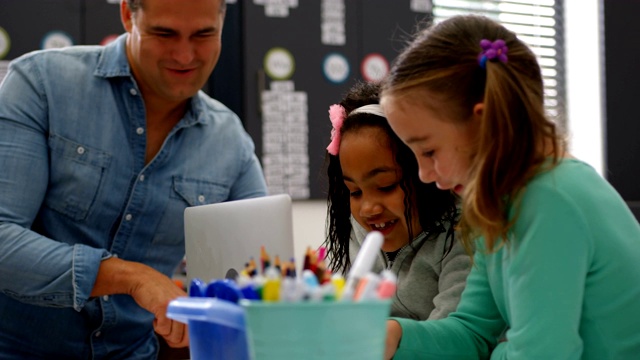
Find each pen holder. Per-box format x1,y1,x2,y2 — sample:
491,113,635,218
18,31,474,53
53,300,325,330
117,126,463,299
167,297,251,360
241,300,391,360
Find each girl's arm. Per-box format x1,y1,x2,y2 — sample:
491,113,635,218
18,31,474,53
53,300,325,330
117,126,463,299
491,184,590,359
385,319,403,359
390,249,504,359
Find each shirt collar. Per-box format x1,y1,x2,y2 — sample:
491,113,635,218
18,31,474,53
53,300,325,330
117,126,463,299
93,33,209,127
94,33,131,78
184,96,207,127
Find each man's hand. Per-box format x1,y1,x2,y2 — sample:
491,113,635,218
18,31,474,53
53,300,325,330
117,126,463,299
91,257,189,348
129,263,189,347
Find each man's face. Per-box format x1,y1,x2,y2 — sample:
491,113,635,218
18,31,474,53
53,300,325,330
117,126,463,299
121,0,224,104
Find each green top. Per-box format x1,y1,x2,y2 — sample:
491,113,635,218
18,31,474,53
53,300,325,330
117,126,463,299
393,159,640,359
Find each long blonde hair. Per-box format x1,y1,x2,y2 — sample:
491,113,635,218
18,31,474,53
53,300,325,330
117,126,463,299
382,15,564,253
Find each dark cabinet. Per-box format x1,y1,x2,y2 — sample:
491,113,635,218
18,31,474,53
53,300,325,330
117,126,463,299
603,0,640,220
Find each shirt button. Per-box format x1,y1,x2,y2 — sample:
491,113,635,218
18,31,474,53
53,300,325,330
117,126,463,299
136,127,144,135
113,254,118,258
139,174,145,182
198,195,205,203
77,146,85,155
102,295,109,301
125,214,132,221
95,331,101,337
129,88,138,96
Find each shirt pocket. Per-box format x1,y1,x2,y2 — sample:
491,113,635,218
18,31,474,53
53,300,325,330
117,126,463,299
151,177,230,250
45,134,111,221
170,176,230,207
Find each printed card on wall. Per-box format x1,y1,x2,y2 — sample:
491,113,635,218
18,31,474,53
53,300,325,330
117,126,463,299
411,0,432,13
254,0,299,18
261,79,310,199
321,0,345,45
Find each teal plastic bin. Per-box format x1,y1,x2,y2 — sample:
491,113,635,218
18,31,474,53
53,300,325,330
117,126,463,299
241,300,391,360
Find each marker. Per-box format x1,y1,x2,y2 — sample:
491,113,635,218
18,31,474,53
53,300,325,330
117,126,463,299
205,279,243,304
314,259,329,284
317,246,327,262
341,231,384,301
252,274,266,299
376,270,397,299
236,273,261,300
302,269,319,289
331,273,346,299
189,278,206,297
274,255,282,273
302,247,312,270
260,246,271,273
240,284,260,300
287,257,297,278
262,266,281,302
247,257,257,277
353,272,381,301
280,277,304,302
320,282,337,301
309,250,318,273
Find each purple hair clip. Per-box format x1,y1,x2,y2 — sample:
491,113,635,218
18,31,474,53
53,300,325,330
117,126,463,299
478,39,508,69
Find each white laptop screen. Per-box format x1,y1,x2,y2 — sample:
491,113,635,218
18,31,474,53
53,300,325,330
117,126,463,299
183,194,295,282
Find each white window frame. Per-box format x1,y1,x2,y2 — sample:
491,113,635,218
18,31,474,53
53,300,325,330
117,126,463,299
432,0,566,126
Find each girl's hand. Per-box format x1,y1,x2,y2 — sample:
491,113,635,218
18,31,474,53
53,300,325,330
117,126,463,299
385,319,403,359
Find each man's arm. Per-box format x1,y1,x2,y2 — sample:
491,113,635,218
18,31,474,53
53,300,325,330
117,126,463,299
0,56,106,310
0,55,188,348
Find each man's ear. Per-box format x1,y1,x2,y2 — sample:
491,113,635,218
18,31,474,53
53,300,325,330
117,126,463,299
120,0,134,33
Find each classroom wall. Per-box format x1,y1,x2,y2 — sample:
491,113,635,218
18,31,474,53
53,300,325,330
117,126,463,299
0,2,611,253
291,0,606,254
291,200,327,259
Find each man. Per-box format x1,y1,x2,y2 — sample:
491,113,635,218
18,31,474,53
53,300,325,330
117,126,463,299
0,0,267,358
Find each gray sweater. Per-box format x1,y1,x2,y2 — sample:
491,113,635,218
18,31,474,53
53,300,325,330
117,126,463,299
349,220,471,320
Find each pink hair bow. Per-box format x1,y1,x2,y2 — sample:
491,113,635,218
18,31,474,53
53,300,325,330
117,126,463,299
326,104,347,155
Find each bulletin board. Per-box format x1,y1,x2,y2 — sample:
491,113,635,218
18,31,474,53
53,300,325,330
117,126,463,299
0,0,83,82
0,0,433,201
214,0,432,200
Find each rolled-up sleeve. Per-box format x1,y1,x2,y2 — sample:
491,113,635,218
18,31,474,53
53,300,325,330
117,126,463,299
0,57,107,311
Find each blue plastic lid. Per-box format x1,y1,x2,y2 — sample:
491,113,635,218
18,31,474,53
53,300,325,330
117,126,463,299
167,297,247,331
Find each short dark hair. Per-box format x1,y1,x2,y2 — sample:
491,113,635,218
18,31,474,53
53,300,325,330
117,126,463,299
126,0,227,13
126,0,142,12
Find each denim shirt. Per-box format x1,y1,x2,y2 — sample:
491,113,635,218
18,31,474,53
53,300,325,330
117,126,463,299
0,34,267,359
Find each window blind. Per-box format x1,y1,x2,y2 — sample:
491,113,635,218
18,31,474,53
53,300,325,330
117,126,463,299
432,0,566,124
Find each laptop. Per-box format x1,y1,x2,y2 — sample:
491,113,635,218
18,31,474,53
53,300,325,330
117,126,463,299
183,194,295,283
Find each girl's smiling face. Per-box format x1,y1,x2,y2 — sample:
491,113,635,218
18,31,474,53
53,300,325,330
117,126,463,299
339,126,421,252
381,92,480,196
